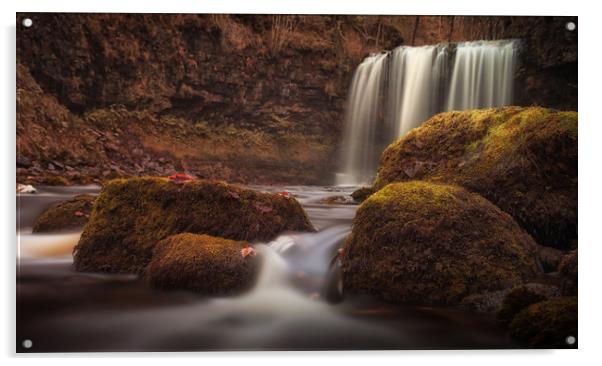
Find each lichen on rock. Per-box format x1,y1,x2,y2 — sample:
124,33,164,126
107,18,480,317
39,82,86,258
32,194,96,233
73,177,314,274
509,297,577,348
342,181,541,306
374,107,577,249
147,233,259,295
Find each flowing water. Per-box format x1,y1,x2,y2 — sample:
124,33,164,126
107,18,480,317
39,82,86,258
17,186,513,352
337,40,519,186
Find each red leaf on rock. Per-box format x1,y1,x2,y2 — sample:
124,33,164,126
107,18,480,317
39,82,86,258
278,191,289,197
74,211,85,217
241,247,256,258
167,172,194,183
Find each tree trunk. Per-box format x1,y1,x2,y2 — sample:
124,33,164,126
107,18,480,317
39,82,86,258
448,16,455,43
411,16,420,46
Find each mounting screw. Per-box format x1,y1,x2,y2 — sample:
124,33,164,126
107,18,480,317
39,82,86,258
566,22,576,31
566,335,576,345
22,339,33,349
22,18,33,28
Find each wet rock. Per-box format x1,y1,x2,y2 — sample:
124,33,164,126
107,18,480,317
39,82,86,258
537,245,564,273
375,107,577,249
319,195,355,205
350,187,374,203
73,177,315,274
497,283,560,325
342,181,541,306
509,297,577,348
147,233,259,295
558,250,577,296
32,194,96,233
459,289,508,313
17,183,37,194
17,156,32,168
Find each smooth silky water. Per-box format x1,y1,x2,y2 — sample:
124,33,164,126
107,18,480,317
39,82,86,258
17,185,513,351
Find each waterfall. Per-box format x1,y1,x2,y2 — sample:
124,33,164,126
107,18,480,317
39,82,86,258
337,53,388,186
446,41,517,110
337,39,518,186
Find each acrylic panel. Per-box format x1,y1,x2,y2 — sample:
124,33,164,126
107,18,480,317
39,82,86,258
16,13,578,352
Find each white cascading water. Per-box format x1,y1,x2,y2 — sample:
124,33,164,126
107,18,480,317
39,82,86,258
337,39,518,186
446,41,517,110
336,53,388,186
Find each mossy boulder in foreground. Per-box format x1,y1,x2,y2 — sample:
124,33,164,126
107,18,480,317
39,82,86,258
73,177,314,274
342,181,541,306
375,107,577,249
147,233,259,294
509,297,577,348
32,194,96,233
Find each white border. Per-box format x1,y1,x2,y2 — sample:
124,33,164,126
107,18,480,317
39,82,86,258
2,0,600,365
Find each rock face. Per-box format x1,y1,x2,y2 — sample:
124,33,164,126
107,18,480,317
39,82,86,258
375,107,577,249
342,181,541,306
509,297,578,348
147,233,259,294
32,194,96,233
73,177,314,274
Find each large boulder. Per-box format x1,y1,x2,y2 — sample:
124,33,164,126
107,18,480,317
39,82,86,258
147,233,259,294
32,194,96,233
375,107,577,249
342,181,541,306
73,177,314,273
509,297,578,348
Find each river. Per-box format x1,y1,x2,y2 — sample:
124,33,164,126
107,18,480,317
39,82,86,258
16,185,514,352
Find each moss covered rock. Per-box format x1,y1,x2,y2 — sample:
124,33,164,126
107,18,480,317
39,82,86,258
497,283,560,325
342,181,541,305
559,250,577,296
32,194,96,233
147,233,259,294
73,177,314,273
375,107,577,249
509,297,577,348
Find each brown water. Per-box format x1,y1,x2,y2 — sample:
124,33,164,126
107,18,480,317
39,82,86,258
16,185,514,352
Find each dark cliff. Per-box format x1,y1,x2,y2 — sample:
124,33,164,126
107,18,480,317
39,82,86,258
16,14,577,185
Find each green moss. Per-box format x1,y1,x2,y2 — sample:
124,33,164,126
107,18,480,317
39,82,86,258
497,283,560,325
375,107,577,249
32,194,96,233
73,177,314,274
342,181,541,306
558,250,577,296
147,233,259,294
509,297,577,348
